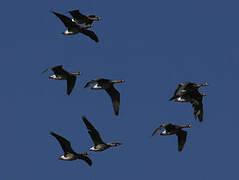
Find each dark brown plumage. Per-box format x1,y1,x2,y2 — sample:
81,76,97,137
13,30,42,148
42,65,81,95
50,132,92,166
51,11,99,42
84,78,125,116
82,116,121,151
152,123,192,152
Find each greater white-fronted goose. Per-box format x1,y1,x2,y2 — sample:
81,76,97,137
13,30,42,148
42,65,81,95
84,78,125,116
170,82,208,102
67,9,101,25
51,11,99,42
152,123,192,152
50,132,92,166
82,116,121,152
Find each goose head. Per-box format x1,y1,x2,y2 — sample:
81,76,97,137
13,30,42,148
195,82,208,87
72,72,82,76
108,142,122,147
112,80,125,84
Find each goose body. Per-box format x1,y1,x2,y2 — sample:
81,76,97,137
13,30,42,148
84,78,125,116
152,123,192,151
82,116,121,152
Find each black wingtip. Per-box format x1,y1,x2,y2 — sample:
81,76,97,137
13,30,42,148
169,97,174,101
50,131,56,136
50,10,56,14
82,116,88,121
178,148,183,152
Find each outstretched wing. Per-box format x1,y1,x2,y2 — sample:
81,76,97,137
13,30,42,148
42,65,63,74
78,154,93,166
169,82,190,101
82,116,105,146
105,86,120,116
51,65,70,76
191,99,203,122
68,10,88,24
190,91,204,122
50,132,74,155
84,80,97,88
176,130,187,152
66,75,76,95
81,29,99,42
52,11,77,28
152,123,172,136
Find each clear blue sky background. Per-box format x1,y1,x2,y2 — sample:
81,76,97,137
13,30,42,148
1,0,238,179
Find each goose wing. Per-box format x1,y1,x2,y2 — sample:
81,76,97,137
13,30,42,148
80,29,99,42
105,86,120,116
82,116,105,146
170,82,190,101
52,11,78,28
176,130,187,151
84,80,97,88
51,65,70,76
66,75,76,95
68,10,88,24
152,123,173,136
50,132,74,155
189,91,204,122
42,65,64,74
191,99,203,122
78,154,92,166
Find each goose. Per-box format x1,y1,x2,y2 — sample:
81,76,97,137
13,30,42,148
152,123,192,152
84,78,125,116
42,65,81,95
82,116,121,152
67,9,101,25
51,11,99,42
50,132,92,166
170,82,208,102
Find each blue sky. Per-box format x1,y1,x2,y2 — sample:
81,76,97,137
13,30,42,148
1,0,239,179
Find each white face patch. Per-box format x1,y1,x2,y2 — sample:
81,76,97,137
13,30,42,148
161,130,167,135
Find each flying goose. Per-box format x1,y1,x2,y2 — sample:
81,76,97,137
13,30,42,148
51,11,99,42
67,9,101,25
50,132,92,166
170,82,208,102
82,116,121,152
152,123,192,152
42,65,81,95
84,78,125,116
